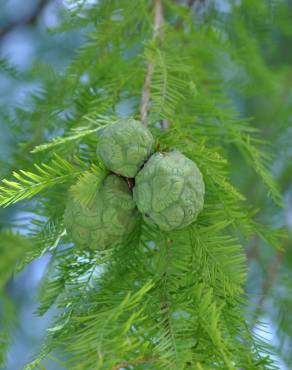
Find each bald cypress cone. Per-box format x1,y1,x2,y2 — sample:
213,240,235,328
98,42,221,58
64,174,138,250
133,151,205,231
97,119,154,178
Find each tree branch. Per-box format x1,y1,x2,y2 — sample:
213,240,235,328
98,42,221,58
0,0,51,39
140,0,165,127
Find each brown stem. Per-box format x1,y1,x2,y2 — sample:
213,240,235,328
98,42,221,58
140,0,165,126
112,356,160,370
140,63,154,126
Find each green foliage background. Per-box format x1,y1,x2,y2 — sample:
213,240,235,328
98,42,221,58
0,0,291,369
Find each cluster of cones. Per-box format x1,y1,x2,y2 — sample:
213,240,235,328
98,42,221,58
64,119,205,250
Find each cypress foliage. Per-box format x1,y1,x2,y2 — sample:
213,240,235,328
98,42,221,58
0,0,288,369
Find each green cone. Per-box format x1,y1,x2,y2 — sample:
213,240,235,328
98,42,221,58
133,151,205,231
97,119,154,178
64,173,138,250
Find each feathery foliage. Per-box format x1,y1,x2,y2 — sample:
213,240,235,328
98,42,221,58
0,154,87,207
0,0,289,369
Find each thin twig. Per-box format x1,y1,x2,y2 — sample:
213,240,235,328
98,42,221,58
140,63,154,126
112,356,160,370
140,0,165,126
0,0,51,39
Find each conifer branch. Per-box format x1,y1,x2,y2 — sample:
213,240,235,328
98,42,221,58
31,115,114,153
140,0,168,128
159,237,179,365
0,1,284,368
0,154,86,207
31,126,102,153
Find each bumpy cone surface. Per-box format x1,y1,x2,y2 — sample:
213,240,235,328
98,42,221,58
97,119,154,178
64,174,138,250
133,151,205,231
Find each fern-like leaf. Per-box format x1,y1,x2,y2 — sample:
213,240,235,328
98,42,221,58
31,115,115,153
0,154,87,207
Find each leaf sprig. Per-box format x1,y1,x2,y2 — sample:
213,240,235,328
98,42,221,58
0,154,87,207
31,115,116,153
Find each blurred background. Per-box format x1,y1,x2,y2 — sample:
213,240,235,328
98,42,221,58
0,1,79,369
0,0,291,369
